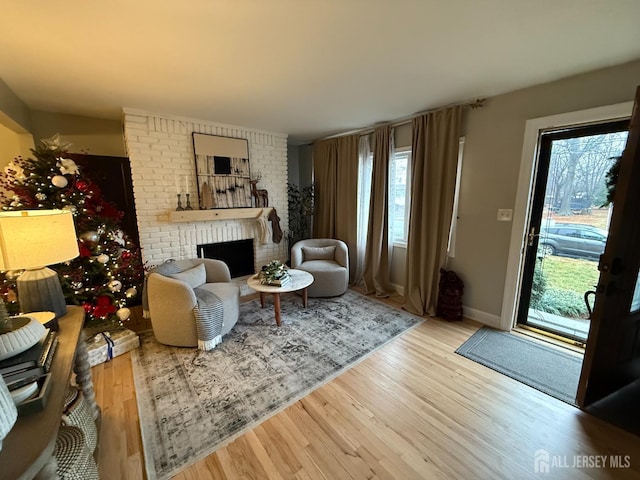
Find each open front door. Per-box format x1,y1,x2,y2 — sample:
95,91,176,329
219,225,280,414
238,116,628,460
577,86,640,407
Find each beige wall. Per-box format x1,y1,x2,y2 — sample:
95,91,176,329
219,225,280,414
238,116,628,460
0,123,34,169
0,78,31,133
30,110,126,157
448,59,640,319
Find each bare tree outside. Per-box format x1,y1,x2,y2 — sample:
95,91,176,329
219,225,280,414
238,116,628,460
546,132,627,216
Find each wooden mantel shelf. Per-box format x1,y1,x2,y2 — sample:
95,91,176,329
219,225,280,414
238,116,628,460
169,207,272,223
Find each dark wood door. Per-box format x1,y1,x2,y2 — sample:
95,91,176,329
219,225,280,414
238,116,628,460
74,154,140,246
577,86,640,407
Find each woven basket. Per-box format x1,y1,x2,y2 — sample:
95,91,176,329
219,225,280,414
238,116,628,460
63,387,98,453
53,425,99,480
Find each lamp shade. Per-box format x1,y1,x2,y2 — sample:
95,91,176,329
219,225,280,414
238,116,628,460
0,210,79,270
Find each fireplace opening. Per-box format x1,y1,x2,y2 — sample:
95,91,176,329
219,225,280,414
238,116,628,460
197,239,254,278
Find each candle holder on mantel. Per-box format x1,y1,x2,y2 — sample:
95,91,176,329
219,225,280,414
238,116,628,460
175,193,184,211
184,193,194,210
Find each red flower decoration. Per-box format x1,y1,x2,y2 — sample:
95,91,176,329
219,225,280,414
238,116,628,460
79,243,92,258
93,295,116,318
82,303,94,314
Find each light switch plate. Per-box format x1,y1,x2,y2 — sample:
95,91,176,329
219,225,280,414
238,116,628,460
497,209,513,221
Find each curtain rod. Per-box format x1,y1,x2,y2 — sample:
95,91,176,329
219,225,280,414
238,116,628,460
317,98,485,142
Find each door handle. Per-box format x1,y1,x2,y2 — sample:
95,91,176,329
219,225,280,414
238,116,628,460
584,290,596,318
527,227,539,247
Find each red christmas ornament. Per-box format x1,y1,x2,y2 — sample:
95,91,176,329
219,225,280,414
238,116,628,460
75,179,90,192
121,250,132,261
82,302,94,314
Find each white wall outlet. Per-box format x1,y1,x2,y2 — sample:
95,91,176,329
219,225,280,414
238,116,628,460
497,209,513,221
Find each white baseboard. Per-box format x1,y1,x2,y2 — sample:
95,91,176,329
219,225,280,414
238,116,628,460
390,283,404,296
462,306,503,330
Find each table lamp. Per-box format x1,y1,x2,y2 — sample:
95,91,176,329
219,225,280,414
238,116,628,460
0,210,79,318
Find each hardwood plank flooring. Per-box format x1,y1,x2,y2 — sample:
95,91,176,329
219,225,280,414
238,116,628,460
92,293,640,479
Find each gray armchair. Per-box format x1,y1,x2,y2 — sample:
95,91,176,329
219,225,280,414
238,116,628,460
146,258,240,347
291,239,349,297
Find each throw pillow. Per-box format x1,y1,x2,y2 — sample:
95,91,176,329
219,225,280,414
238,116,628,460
302,245,336,261
168,262,206,288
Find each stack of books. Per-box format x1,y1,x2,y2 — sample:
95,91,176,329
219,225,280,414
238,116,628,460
0,329,58,392
268,275,291,287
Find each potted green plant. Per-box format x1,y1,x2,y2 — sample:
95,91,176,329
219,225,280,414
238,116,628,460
258,260,290,286
287,182,315,256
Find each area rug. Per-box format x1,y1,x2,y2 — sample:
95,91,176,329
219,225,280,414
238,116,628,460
131,290,422,479
455,327,583,404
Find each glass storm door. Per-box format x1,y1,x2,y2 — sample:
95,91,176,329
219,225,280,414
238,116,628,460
516,120,629,344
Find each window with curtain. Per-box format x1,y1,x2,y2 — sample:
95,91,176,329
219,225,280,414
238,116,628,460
389,148,412,245
387,139,463,252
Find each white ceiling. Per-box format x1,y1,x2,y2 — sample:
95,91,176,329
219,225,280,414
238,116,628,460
1,1,640,144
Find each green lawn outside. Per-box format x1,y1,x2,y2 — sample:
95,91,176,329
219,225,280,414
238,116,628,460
532,255,600,318
539,255,600,293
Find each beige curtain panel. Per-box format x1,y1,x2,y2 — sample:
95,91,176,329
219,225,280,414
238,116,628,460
312,135,359,282
363,126,393,297
403,105,463,316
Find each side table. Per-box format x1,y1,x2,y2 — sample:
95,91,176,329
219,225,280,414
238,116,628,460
0,306,99,479
247,269,314,326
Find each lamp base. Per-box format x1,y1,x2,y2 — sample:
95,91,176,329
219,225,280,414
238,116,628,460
16,267,68,318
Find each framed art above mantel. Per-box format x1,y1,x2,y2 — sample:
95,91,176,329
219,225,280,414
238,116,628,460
192,133,252,209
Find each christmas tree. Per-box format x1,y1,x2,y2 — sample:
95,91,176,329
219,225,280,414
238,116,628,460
0,134,144,327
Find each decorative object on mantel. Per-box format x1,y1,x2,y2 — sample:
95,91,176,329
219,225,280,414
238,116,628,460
0,376,17,452
184,193,193,210
175,193,184,211
250,171,269,207
258,260,290,286
192,133,252,208
200,182,213,209
174,192,194,211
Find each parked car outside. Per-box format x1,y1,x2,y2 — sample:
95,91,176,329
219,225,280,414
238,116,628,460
538,223,608,259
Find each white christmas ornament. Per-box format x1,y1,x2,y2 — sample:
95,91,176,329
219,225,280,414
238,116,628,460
112,230,125,246
97,254,109,264
116,308,131,321
125,287,137,298
51,175,68,188
108,280,123,292
57,158,79,175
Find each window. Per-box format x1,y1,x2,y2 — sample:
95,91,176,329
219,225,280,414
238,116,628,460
388,139,463,250
389,148,411,244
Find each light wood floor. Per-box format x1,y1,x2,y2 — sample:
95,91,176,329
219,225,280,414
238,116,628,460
92,293,640,479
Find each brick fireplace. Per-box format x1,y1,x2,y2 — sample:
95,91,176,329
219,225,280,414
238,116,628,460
122,109,288,270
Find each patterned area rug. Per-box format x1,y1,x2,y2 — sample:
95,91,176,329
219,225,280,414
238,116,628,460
131,289,422,479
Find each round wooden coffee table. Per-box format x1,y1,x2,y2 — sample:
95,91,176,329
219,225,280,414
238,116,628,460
247,269,314,326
